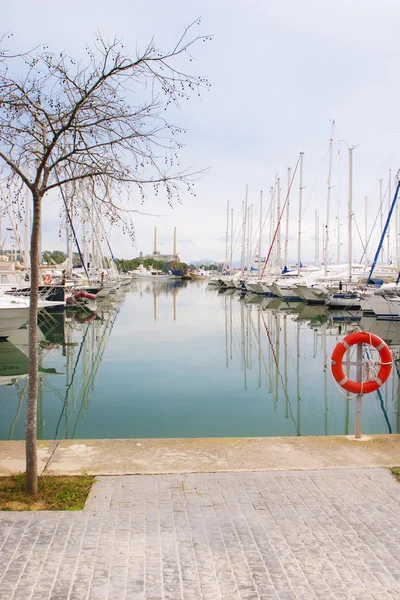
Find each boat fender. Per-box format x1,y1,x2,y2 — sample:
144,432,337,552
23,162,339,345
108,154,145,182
73,291,97,301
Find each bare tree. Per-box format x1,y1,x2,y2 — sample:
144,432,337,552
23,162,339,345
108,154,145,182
0,21,211,494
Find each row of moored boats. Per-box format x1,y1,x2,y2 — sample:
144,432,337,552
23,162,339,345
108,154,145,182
208,263,400,320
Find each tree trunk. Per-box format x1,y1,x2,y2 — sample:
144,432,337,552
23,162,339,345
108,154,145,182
25,191,41,495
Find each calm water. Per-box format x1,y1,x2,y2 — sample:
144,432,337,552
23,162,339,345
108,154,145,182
0,279,399,440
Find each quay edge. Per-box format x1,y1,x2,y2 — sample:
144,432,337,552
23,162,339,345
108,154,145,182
0,435,399,476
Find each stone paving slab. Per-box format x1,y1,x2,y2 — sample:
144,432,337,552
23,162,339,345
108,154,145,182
1,468,400,599
2,435,399,476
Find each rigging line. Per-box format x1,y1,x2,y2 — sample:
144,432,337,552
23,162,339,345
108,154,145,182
367,175,400,284
249,309,273,390
55,175,89,279
261,156,300,278
230,202,250,262
302,144,330,218
231,215,244,259
92,203,120,274
260,310,297,429
353,215,366,257
249,194,274,263
394,358,400,380
359,186,388,264
8,380,28,440
53,322,91,440
360,187,389,262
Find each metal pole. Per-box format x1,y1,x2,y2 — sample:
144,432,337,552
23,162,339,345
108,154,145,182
324,120,335,276
249,204,253,272
348,147,353,282
355,342,363,439
225,201,229,273
337,192,341,264
276,179,281,270
246,206,251,273
298,153,304,276
230,208,233,274
314,210,318,265
258,191,262,278
364,196,368,261
285,168,291,268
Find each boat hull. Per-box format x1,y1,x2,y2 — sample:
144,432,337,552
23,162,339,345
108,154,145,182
132,273,171,280
0,307,30,338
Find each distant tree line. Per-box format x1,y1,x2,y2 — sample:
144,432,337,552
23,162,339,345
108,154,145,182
32,251,220,273
115,257,190,273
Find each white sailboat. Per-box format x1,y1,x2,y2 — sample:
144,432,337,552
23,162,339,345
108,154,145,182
0,296,63,338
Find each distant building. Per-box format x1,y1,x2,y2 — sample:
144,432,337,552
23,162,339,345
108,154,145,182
143,252,179,263
139,227,180,263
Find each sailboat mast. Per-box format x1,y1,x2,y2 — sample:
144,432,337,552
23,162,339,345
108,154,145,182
364,196,368,260
258,191,262,278
230,208,233,274
348,146,354,282
225,201,229,273
324,120,335,276
246,205,251,272
337,193,341,264
297,152,304,276
284,168,291,268
276,178,281,271
271,185,276,270
249,204,253,272
241,186,248,274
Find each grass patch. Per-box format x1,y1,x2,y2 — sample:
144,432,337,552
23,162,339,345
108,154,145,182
0,473,94,511
391,467,400,482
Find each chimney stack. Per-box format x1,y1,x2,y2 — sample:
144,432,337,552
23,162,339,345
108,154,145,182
173,227,177,256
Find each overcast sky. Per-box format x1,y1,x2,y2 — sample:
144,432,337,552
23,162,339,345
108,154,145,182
3,0,400,264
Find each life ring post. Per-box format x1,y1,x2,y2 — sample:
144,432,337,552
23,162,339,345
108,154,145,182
331,331,392,440
355,342,363,439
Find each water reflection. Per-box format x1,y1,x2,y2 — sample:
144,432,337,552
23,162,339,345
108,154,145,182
224,293,400,436
0,280,399,440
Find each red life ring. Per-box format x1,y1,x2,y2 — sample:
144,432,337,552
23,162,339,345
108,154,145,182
42,274,53,285
331,331,392,394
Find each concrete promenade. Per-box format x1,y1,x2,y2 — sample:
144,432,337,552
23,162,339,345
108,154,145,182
0,435,400,476
1,436,400,599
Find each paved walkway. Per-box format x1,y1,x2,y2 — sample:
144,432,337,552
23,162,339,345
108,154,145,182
1,469,400,599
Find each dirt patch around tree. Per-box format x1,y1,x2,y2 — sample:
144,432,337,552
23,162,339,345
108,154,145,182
0,473,94,511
